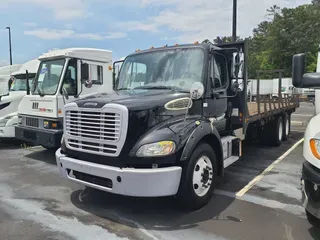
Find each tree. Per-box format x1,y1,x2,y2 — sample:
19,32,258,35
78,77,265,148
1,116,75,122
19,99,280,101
204,3,320,78
312,0,320,5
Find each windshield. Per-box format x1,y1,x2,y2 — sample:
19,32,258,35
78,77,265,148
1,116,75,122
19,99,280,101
117,48,204,92
10,75,35,92
32,59,65,95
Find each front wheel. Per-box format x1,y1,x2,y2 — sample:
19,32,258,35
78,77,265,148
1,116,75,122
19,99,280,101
176,143,218,210
306,210,320,226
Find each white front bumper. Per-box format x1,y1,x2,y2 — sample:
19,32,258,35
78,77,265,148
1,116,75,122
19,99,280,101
55,148,182,197
0,126,15,138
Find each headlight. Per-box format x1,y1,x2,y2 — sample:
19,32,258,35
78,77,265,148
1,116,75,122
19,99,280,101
136,141,176,157
43,120,61,129
310,138,320,159
0,115,15,127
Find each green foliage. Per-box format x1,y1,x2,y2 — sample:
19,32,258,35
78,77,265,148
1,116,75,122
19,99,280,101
204,2,320,78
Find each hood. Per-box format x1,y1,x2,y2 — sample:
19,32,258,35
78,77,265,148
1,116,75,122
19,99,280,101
74,89,190,111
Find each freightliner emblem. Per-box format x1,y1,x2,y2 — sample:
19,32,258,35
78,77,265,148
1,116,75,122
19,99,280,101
83,102,98,107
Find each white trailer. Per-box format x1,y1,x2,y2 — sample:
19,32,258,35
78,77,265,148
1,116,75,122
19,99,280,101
0,59,40,139
271,77,301,98
15,48,114,149
247,78,274,101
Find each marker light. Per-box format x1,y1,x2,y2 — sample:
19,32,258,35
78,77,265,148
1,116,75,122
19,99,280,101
310,138,320,159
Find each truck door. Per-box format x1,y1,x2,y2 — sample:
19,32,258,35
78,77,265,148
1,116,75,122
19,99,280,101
60,58,78,101
203,52,228,131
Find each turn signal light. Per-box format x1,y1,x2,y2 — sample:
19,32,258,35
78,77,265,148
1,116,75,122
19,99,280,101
310,139,320,159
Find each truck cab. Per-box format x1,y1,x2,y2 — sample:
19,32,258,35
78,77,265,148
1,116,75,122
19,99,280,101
15,48,114,149
0,64,22,96
297,45,320,225
0,59,39,139
55,40,298,210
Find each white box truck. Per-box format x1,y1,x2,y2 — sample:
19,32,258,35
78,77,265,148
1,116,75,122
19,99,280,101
15,48,115,149
0,59,40,139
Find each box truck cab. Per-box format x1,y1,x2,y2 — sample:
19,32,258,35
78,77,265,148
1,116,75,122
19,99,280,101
0,64,22,96
15,48,114,149
0,59,40,138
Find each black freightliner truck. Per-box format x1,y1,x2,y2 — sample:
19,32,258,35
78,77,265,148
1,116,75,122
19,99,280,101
55,39,299,210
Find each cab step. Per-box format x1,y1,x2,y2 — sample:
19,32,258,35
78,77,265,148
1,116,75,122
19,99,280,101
221,135,241,168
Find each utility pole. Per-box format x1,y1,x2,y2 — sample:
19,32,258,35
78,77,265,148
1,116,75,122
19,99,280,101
6,27,12,65
232,0,237,42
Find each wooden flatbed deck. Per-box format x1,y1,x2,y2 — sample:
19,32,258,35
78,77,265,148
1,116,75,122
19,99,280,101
246,94,299,120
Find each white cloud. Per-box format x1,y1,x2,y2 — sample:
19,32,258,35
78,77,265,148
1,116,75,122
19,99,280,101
116,21,158,33
0,60,9,67
65,24,73,29
116,0,311,42
2,0,88,20
23,22,37,27
24,28,127,40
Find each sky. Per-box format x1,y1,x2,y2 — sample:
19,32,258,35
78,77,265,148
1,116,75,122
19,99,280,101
0,0,311,67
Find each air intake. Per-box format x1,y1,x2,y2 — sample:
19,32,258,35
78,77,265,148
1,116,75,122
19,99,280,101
164,97,192,111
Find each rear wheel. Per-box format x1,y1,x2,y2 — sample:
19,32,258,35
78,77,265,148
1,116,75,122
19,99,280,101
270,116,283,147
282,113,291,141
260,116,283,147
176,143,218,210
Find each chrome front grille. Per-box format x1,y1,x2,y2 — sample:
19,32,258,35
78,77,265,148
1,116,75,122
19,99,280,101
65,111,121,142
25,117,39,128
64,103,129,157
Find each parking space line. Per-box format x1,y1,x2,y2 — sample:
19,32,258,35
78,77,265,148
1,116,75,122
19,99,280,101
235,138,304,198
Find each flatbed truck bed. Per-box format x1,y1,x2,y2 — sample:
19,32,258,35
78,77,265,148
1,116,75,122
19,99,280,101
247,93,299,119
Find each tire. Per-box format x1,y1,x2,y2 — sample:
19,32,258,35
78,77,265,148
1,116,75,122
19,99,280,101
270,116,283,147
306,210,320,226
261,116,283,147
176,142,218,211
282,113,291,141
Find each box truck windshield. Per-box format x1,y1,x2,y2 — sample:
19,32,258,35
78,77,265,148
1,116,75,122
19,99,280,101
32,59,65,95
10,75,34,92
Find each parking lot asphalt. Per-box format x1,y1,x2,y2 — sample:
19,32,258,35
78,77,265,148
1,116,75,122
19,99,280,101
0,102,317,240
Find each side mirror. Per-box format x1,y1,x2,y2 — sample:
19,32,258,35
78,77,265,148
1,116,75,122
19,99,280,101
292,53,320,88
231,79,243,92
112,60,124,89
26,70,30,95
8,78,13,91
62,87,69,100
190,82,204,99
81,63,89,82
292,53,305,88
232,51,244,79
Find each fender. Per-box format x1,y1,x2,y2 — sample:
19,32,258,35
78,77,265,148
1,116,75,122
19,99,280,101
180,119,223,176
128,116,200,157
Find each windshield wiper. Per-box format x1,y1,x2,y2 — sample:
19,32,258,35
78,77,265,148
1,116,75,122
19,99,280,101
37,87,45,96
116,87,132,91
133,85,189,92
